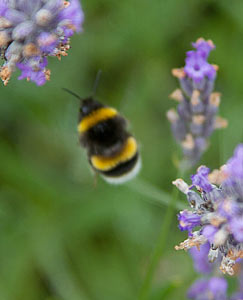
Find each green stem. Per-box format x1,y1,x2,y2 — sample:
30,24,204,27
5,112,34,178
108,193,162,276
127,178,185,210
138,171,184,300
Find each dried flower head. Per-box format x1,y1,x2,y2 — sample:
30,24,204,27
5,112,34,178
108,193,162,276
174,144,243,277
167,38,227,168
0,0,84,86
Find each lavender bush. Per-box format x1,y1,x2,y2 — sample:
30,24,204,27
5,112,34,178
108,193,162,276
173,144,243,299
167,38,227,168
0,0,84,86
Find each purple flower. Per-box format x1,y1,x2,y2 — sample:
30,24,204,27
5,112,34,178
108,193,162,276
188,277,228,300
202,225,218,244
190,242,212,274
0,1,8,16
168,38,226,168
208,277,228,299
192,38,215,59
218,199,239,220
230,217,243,242
230,292,243,300
226,144,243,179
175,145,243,299
0,0,84,86
17,57,48,86
59,0,84,33
175,144,243,276
178,210,201,235
37,32,59,54
187,279,208,299
191,166,213,193
184,51,216,83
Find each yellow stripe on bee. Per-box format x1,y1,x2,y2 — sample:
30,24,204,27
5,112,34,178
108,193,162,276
91,137,137,171
78,107,118,133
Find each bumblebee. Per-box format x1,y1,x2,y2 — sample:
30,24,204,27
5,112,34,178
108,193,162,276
64,88,141,184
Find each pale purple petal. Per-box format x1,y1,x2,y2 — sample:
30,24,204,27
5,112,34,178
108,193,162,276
226,144,243,179
192,39,215,58
187,279,208,298
188,277,227,300
191,166,213,192
189,242,212,274
37,32,58,54
208,277,227,299
202,225,218,244
59,0,84,32
178,210,201,235
230,217,243,242
17,57,47,86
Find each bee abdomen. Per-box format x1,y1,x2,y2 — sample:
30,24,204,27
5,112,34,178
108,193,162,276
101,152,139,177
89,136,141,184
100,153,141,184
90,136,137,171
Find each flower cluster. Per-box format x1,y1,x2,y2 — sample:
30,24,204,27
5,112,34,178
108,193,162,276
174,144,243,299
174,144,243,276
0,0,84,86
167,38,227,168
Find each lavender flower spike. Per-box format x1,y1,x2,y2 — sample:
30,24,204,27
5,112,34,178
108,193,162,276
174,144,243,277
167,38,227,168
0,0,84,86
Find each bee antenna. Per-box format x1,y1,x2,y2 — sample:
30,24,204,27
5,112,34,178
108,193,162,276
62,88,82,100
92,70,102,97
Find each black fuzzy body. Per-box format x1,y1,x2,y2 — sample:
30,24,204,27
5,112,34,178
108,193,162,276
79,98,129,157
78,97,140,181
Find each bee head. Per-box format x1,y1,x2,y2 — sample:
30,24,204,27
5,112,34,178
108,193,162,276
80,97,104,118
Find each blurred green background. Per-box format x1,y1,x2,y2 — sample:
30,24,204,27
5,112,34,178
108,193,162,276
1,0,243,299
